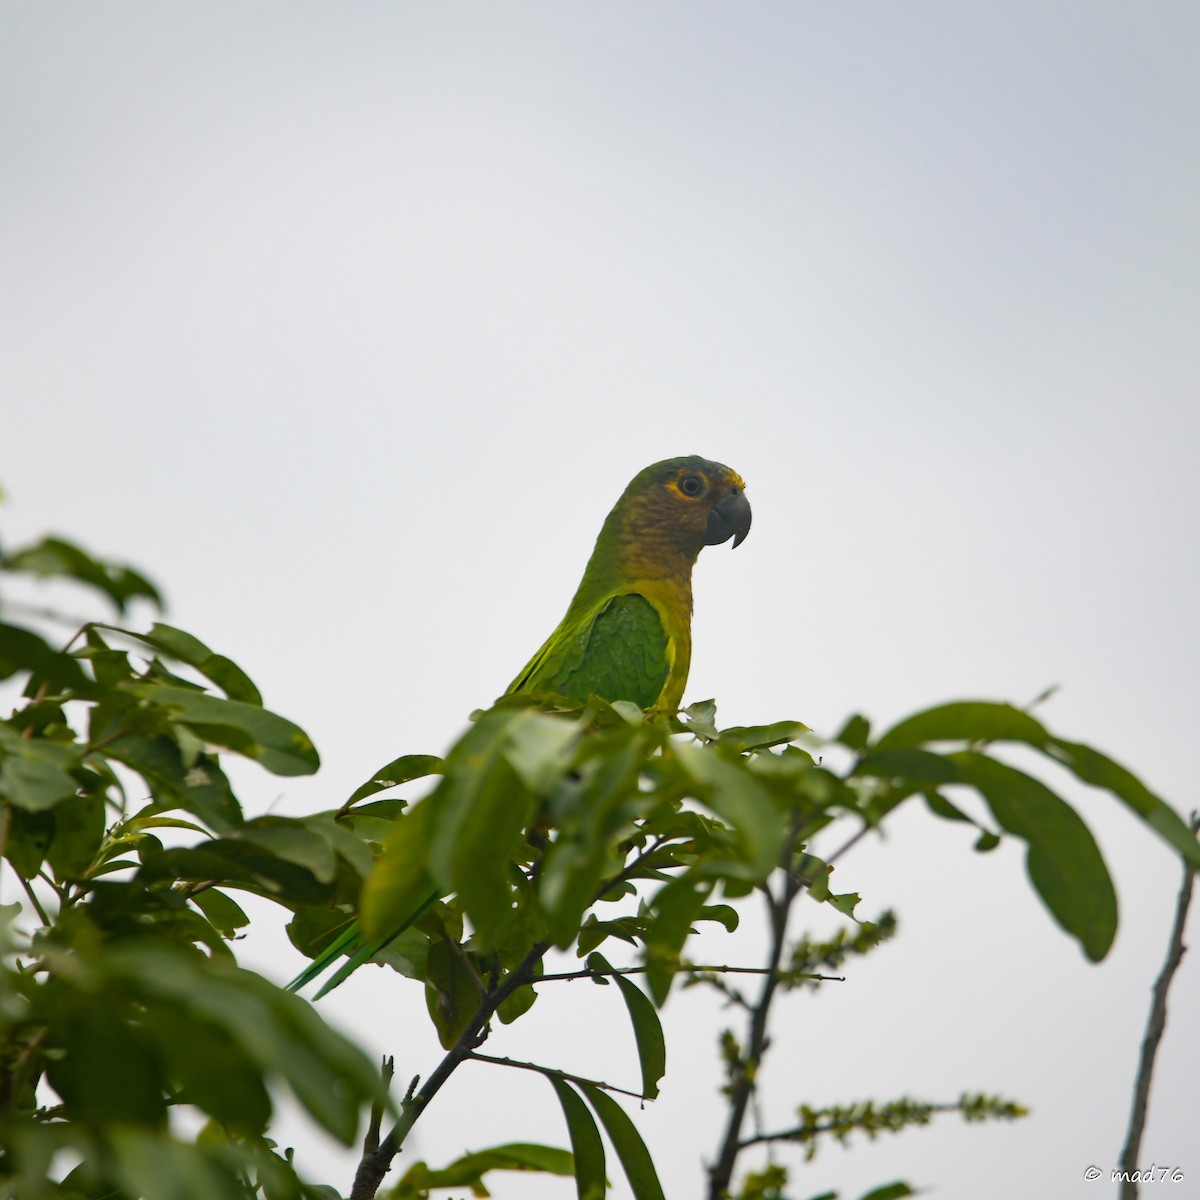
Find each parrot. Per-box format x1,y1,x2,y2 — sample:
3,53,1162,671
286,456,750,995
507,455,751,710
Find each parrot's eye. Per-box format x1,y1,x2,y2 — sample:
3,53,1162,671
679,474,705,498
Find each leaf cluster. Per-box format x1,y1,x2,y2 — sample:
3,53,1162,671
0,537,385,1197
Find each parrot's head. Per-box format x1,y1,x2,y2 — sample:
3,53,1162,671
605,456,751,576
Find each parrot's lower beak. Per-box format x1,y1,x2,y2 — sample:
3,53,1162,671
705,488,752,548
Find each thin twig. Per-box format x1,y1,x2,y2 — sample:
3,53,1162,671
467,1051,648,1101
18,875,51,927
363,1056,395,1158
739,1102,965,1150
533,963,844,984
1117,812,1199,1199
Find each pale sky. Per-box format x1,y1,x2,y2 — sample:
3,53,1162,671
2,5,1198,1199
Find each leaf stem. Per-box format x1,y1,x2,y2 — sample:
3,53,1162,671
468,1051,648,1102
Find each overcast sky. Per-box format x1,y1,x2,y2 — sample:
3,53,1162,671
2,5,1198,1198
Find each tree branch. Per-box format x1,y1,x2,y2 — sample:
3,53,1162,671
348,938,550,1200
706,813,807,1199
1117,812,1198,1199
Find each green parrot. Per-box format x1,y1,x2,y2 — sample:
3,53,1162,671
507,455,751,710
287,456,750,995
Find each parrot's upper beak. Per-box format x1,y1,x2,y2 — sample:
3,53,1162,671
705,487,752,548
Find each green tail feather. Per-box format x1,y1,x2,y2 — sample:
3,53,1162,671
285,888,440,998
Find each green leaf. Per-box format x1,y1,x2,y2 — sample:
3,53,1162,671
123,682,319,776
676,742,783,880
922,790,973,823
109,1129,251,1200
0,621,88,688
45,793,105,879
427,708,540,948
549,1077,606,1200
394,1143,575,1197
504,711,583,792
717,720,810,752
344,753,442,807
578,1083,666,1200
876,701,1049,750
1046,738,1200,869
115,622,262,704
47,1003,168,1125
141,1006,272,1133
106,734,242,832
237,819,337,884
858,1185,916,1200
835,713,871,751
424,938,480,1050
0,723,81,811
589,953,665,1099
360,794,439,943
104,943,388,1144
951,751,1117,961
3,535,163,613
854,748,960,784
643,873,714,1005
4,807,56,878
678,698,719,740
189,888,250,936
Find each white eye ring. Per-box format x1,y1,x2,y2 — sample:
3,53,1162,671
679,474,704,497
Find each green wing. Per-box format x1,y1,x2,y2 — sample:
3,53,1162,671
509,592,670,709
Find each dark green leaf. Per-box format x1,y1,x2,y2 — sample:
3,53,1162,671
0,621,88,688
189,888,250,936
344,753,442,806
123,682,319,776
922,790,973,822
106,734,242,832
854,749,960,784
3,536,163,613
1046,738,1200,869
589,953,666,1099
45,793,105,879
5,807,56,878
115,622,262,704
549,1077,606,1200
579,1083,665,1200
47,1004,167,1125
424,938,481,1050
951,752,1117,961
238,819,337,884
858,1185,916,1200
835,713,871,751
0,723,80,811
876,701,1048,750
427,708,540,948
676,743,782,880
395,1142,574,1197
644,873,714,1005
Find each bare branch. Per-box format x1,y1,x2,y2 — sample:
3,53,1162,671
1117,812,1199,1199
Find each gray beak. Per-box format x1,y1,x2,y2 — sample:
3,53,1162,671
704,488,752,548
